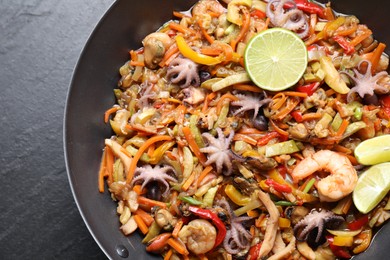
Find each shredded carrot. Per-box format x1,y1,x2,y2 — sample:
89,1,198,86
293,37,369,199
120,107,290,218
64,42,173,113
370,42,386,73
129,50,137,61
167,238,189,255
202,92,217,113
346,154,359,165
175,104,187,125
301,112,323,121
182,126,207,165
98,149,107,193
164,249,173,260
159,45,179,67
216,92,239,114
200,47,223,56
233,84,262,93
336,119,349,137
325,88,336,96
104,107,119,123
197,20,214,44
233,133,258,146
335,23,358,36
309,14,317,36
283,91,308,98
172,219,184,238
197,165,213,186
230,9,251,51
273,97,301,120
270,119,289,137
271,93,288,111
350,29,372,46
169,22,196,35
247,209,260,218
133,214,149,234
334,144,352,155
182,170,196,191
138,196,167,209
120,147,133,159
238,126,264,135
147,143,155,158
126,135,173,184
130,60,145,67
135,208,154,226
173,11,186,19
132,184,145,195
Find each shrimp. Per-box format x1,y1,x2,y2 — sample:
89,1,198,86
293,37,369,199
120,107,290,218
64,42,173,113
192,0,226,18
178,219,217,255
291,150,358,202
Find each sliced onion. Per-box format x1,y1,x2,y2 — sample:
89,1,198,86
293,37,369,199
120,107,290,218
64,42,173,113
327,228,362,237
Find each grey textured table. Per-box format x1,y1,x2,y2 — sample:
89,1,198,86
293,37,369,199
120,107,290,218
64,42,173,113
0,0,114,258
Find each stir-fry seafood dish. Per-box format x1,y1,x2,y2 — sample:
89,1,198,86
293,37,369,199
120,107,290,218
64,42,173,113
98,0,390,259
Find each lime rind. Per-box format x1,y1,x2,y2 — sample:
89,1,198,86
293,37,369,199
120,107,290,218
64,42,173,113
244,28,308,91
352,162,390,214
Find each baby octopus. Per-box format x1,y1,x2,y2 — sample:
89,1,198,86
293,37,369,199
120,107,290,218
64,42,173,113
231,93,271,120
343,60,390,102
166,56,200,88
131,164,177,197
294,209,344,247
200,128,235,175
266,0,309,38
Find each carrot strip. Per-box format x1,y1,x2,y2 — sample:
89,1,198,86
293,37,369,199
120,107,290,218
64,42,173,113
346,154,359,165
120,147,133,159
172,219,184,238
336,119,349,137
233,133,258,146
167,238,189,255
132,184,145,195
200,48,223,56
273,97,300,120
135,208,154,226
104,107,119,123
370,42,386,73
182,126,207,165
334,144,352,155
173,11,186,19
147,143,155,158
270,119,289,137
216,93,239,114
238,126,263,135
138,196,167,209
126,135,173,184
197,20,214,44
98,149,107,193
133,214,149,234
301,112,323,121
271,93,287,111
130,60,145,67
350,29,372,46
335,23,358,36
197,165,213,186
202,92,217,113
325,88,336,96
164,249,173,260
129,50,137,61
159,45,179,67
233,84,262,93
169,22,196,35
230,9,251,51
181,171,196,191
283,91,308,98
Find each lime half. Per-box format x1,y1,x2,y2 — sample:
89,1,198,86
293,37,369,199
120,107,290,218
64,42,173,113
354,134,390,165
353,162,390,214
244,28,308,91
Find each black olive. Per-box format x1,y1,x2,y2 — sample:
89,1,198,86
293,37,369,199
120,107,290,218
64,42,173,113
364,94,380,106
146,181,162,201
252,113,268,131
199,70,211,83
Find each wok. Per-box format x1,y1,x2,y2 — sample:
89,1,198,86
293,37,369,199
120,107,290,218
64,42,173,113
64,0,390,259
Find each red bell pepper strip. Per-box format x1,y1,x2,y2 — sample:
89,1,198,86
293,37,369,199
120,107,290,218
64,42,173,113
265,179,292,193
250,9,266,19
291,110,303,123
333,35,355,55
247,242,262,260
284,0,325,19
380,95,390,108
188,206,227,249
257,131,280,146
348,215,368,231
296,82,320,96
327,236,352,259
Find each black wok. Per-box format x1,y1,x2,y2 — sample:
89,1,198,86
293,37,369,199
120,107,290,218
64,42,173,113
64,0,390,259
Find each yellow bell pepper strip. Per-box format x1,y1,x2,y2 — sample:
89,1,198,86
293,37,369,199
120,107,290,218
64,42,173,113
326,236,352,258
176,35,223,65
317,16,346,41
333,236,354,247
225,184,251,206
278,217,291,228
149,141,175,164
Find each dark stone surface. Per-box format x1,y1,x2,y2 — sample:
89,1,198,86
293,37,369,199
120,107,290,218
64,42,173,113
0,0,114,258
